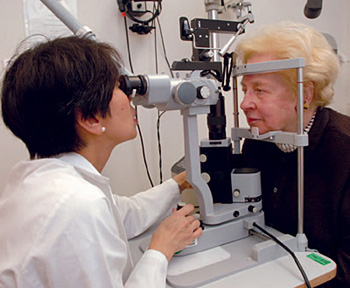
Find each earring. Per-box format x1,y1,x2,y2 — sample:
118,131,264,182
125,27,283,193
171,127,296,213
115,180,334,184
303,103,310,111
101,127,106,133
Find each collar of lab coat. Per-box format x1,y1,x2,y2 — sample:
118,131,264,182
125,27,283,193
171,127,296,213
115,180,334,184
57,152,111,188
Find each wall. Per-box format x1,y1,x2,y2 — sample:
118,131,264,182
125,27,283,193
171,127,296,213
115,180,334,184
0,0,349,197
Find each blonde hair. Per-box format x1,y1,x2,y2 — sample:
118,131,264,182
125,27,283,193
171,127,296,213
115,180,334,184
235,21,340,107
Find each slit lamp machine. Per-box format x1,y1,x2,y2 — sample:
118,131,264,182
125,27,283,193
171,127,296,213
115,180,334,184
40,0,315,286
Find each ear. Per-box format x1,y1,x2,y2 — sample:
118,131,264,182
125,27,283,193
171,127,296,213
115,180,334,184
304,82,315,106
76,111,104,136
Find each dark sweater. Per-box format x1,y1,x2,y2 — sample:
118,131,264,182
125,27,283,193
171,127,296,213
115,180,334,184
242,107,350,288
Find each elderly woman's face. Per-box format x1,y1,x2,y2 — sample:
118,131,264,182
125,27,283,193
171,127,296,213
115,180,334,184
240,54,298,134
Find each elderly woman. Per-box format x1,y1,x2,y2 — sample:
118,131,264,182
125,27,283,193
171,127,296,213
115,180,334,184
0,36,202,288
236,21,350,287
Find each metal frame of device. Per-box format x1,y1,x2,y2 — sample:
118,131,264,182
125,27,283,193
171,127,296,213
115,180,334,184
165,58,308,256
231,57,309,252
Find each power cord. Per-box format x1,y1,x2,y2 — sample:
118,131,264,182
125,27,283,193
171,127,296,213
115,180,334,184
123,14,155,187
253,222,312,288
137,122,154,187
154,14,177,184
157,111,166,183
123,16,134,74
121,1,175,187
151,4,164,185
156,17,174,77
122,1,171,187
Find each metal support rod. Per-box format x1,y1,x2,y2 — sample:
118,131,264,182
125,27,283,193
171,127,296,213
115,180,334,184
232,55,240,154
297,67,304,235
232,53,239,127
39,0,133,77
209,9,220,61
205,0,222,61
40,0,96,39
232,78,239,128
219,19,248,56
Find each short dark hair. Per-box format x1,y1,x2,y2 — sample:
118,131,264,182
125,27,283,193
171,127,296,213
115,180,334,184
1,36,122,159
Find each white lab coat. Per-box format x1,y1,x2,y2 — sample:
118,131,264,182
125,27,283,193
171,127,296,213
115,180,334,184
0,153,181,288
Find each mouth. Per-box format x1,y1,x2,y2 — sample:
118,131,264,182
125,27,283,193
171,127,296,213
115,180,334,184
246,117,261,125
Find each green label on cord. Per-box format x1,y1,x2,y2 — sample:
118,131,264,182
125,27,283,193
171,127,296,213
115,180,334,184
307,253,331,266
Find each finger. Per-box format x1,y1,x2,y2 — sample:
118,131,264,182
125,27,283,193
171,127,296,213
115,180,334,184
192,227,203,238
177,204,194,216
185,182,193,189
184,215,195,225
189,219,201,230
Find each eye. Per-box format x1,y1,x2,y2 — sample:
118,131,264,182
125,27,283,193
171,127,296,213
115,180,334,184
255,87,266,96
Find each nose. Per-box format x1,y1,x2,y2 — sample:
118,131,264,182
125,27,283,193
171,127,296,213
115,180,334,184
240,90,256,111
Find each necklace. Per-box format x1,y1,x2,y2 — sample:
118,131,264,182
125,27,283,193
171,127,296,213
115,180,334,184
276,111,316,153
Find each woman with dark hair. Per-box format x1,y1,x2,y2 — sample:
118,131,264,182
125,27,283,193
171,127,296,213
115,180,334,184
0,36,202,288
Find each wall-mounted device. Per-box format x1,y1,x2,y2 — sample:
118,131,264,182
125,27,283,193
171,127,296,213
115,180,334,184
304,0,323,18
117,0,162,34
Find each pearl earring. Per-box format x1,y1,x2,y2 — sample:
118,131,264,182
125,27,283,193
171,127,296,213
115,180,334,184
101,127,106,133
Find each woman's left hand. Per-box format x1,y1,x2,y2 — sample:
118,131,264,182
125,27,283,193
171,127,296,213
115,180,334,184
173,171,192,193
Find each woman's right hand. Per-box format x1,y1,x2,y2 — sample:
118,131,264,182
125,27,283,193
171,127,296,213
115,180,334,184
148,204,203,261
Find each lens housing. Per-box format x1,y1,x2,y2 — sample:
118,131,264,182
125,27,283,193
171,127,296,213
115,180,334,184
119,75,148,97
